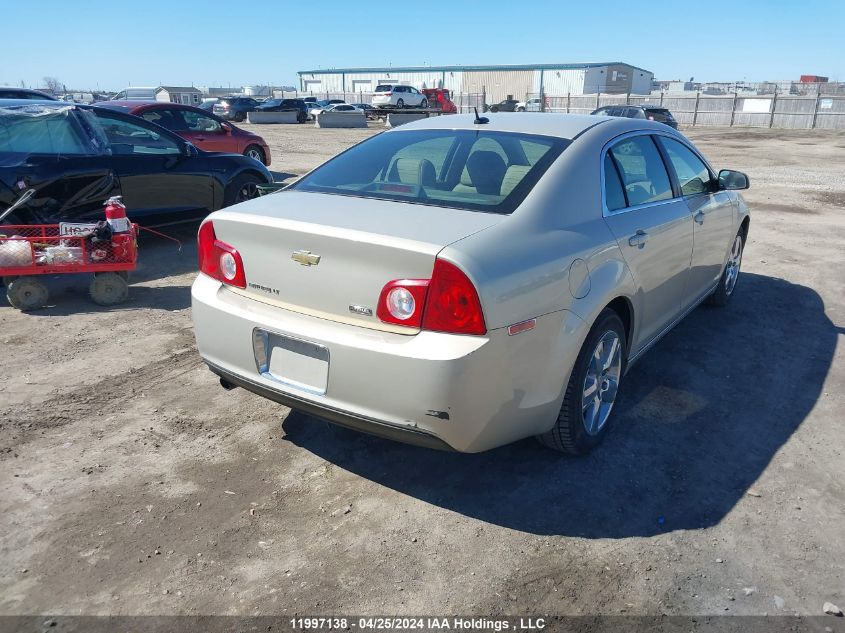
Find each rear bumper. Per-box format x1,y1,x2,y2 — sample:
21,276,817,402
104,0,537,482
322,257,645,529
206,360,453,450
191,274,586,452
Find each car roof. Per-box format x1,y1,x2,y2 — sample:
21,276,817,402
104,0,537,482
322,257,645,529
0,88,57,100
0,99,74,109
391,112,675,140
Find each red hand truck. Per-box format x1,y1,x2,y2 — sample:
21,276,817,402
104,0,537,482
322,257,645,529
0,221,139,311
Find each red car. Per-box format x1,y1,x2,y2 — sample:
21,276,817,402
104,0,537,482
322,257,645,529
98,101,272,165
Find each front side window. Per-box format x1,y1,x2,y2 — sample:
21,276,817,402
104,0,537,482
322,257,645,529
95,112,181,155
290,129,568,215
181,110,222,133
608,136,673,207
659,137,713,196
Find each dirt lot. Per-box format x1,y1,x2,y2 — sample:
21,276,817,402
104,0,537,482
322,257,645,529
1,123,843,619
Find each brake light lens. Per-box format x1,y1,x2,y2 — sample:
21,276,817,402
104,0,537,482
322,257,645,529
376,259,486,335
197,221,246,288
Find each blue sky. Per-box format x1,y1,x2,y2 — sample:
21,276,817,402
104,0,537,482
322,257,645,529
3,0,842,90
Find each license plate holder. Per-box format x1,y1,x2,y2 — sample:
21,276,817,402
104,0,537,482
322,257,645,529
253,329,329,395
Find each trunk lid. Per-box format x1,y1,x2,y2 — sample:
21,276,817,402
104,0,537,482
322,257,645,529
210,191,503,331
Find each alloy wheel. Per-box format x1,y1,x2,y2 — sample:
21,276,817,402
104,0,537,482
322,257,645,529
237,182,258,202
724,234,744,295
582,330,622,436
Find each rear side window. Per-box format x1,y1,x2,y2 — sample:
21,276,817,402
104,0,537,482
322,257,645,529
290,129,568,215
608,136,673,207
0,106,101,155
660,137,712,196
603,154,627,211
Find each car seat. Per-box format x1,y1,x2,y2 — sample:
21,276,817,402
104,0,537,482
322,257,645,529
452,151,507,195
386,158,436,187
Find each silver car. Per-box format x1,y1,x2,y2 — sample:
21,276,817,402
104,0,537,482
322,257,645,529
191,113,750,454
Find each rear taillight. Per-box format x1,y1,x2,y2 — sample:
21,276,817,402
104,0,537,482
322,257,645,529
376,259,486,335
197,221,246,288
376,279,429,327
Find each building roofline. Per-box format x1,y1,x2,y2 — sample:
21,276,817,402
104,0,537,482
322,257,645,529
297,62,653,75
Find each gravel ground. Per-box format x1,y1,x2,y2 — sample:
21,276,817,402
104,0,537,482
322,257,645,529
1,123,843,620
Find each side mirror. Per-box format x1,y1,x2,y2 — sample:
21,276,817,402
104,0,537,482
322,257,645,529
221,122,233,134
718,169,749,190
183,142,199,157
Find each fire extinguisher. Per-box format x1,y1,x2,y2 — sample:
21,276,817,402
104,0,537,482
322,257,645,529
104,196,135,262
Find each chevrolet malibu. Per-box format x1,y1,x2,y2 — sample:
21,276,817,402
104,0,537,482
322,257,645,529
191,113,750,454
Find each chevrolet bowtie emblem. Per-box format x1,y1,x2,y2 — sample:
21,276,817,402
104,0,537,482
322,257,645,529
291,250,321,266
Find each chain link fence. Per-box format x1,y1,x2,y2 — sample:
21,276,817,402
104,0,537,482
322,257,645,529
523,91,845,129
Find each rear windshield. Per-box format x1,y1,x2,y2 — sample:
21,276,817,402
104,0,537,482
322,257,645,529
374,85,393,92
290,129,569,215
645,107,672,116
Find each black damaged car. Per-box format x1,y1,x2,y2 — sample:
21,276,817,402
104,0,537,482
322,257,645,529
0,100,274,225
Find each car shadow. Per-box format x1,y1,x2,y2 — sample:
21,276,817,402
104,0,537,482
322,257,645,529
280,273,837,537
269,171,298,183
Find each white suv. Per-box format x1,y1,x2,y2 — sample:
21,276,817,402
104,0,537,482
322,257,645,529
371,84,428,109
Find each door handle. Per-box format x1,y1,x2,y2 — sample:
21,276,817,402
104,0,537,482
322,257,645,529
628,230,649,248
694,211,705,225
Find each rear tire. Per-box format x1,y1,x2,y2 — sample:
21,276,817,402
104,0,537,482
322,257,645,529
396,99,405,109
89,272,129,306
707,230,745,307
234,112,246,123
516,106,525,112
243,144,266,165
224,173,263,206
537,309,626,454
7,276,49,311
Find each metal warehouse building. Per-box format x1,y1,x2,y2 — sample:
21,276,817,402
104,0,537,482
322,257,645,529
297,62,653,102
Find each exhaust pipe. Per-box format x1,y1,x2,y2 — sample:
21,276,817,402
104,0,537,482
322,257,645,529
219,377,238,391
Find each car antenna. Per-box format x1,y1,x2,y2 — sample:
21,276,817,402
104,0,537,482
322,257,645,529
473,107,489,124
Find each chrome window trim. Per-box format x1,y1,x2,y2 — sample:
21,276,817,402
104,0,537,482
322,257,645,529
600,129,717,218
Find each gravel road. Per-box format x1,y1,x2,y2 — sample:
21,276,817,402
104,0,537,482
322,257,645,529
1,124,843,620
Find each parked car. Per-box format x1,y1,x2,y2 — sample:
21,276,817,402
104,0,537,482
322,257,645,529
191,113,750,454
307,100,347,119
198,98,219,112
255,98,308,123
421,88,457,113
592,104,678,129
487,98,521,113
516,97,543,112
0,88,57,101
371,84,427,109
96,101,271,165
309,103,364,119
213,96,262,122
0,100,273,225
111,87,158,101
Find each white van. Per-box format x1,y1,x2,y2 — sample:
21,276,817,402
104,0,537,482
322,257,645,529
111,87,157,101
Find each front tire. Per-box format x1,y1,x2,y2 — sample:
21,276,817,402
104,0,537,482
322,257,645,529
707,230,745,307
89,272,129,306
243,144,266,165
224,173,263,206
420,98,428,109
537,309,626,454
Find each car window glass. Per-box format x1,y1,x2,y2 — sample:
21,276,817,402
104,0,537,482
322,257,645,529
609,136,673,206
96,113,181,155
660,137,712,196
375,85,392,92
140,109,187,131
604,154,627,211
292,130,567,215
0,107,98,155
182,110,222,133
